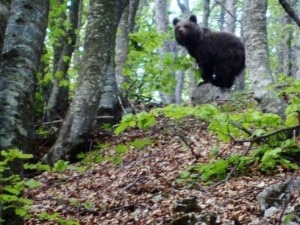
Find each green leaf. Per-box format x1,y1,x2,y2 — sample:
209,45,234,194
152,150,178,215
253,129,265,137
129,138,152,149
115,144,129,154
53,160,69,172
261,148,282,170
25,179,42,189
179,170,190,179
285,112,299,127
136,112,156,130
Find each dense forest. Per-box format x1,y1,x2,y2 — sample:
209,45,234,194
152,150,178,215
0,0,300,224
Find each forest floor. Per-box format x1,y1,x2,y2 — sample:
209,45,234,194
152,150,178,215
24,114,299,225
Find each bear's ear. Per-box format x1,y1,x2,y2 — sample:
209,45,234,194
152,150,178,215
173,18,180,26
189,14,197,24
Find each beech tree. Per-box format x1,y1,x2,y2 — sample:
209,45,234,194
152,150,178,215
0,1,49,224
243,0,286,115
43,0,129,165
115,0,140,87
155,0,175,104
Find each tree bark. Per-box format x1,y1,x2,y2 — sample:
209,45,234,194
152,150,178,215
102,0,139,116
295,35,300,79
155,0,175,104
219,0,226,31
203,0,210,27
0,0,11,58
0,1,49,224
243,0,286,115
223,0,236,33
43,0,129,165
115,0,140,87
278,14,293,77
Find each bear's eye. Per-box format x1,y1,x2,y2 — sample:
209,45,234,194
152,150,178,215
184,25,190,29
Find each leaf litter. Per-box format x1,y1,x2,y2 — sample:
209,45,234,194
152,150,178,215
25,116,299,224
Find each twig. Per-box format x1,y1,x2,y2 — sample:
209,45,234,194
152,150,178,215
122,175,144,190
178,134,199,159
277,179,294,225
210,142,253,188
229,121,253,136
40,119,63,126
234,125,300,144
106,204,135,213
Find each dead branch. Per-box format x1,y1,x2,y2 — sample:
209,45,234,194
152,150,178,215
234,124,300,144
210,142,254,188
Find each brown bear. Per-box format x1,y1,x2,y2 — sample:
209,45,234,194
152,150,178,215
173,14,245,88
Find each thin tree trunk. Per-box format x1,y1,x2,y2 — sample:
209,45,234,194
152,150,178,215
281,14,293,77
219,0,226,31
46,0,80,121
295,35,300,79
175,70,184,104
223,0,236,33
115,0,140,87
203,0,210,27
72,0,84,70
0,0,11,58
43,0,129,165
243,0,286,115
110,0,139,114
0,1,49,224
98,58,120,121
155,0,175,104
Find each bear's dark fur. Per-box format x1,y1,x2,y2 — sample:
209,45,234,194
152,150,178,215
173,15,245,88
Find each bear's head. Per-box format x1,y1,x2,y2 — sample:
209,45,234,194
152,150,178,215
173,15,201,47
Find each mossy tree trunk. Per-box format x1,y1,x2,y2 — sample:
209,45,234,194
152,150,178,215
0,0,49,224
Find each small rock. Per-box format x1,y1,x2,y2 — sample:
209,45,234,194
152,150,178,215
264,207,278,217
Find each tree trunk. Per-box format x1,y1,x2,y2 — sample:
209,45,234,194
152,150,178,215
115,0,140,87
72,0,84,70
278,0,300,27
155,0,175,104
43,0,129,165
176,0,190,15
223,0,236,33
176,0,192,103
0,1,49,224
46,0,80,121
279,14,293,77
219,0,226,31
0,0,11,57
295,35,300,79
203,0,210,27
98,59,120,122
243,0,286,115
104,0,139,117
